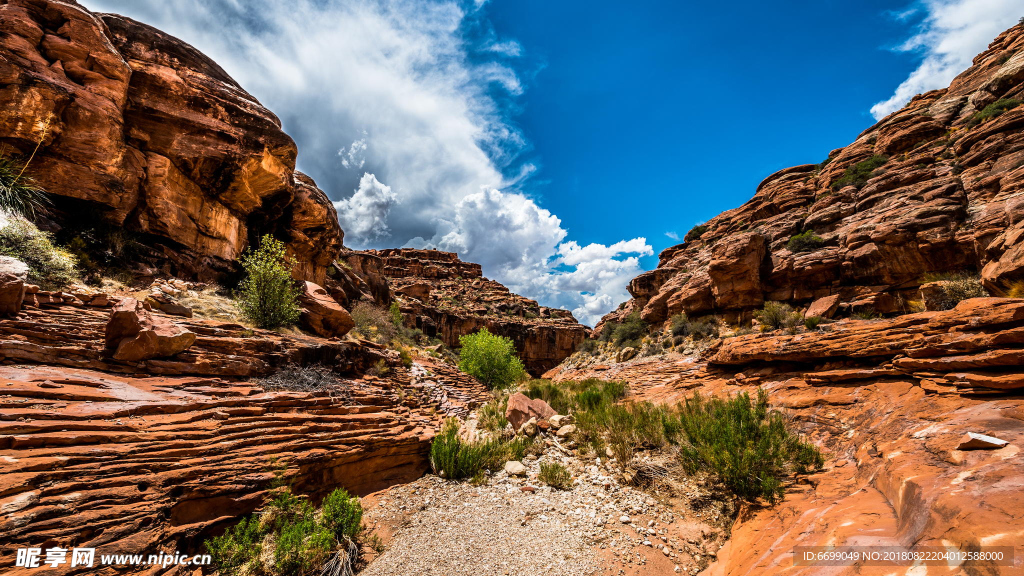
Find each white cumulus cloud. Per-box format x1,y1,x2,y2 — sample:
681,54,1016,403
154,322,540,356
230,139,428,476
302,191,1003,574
871,0,1022,119
335,173,398,243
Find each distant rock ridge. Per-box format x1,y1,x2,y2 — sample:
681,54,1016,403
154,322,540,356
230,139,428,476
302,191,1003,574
364,248,588,374
0,0,342,283
601,22,1024,330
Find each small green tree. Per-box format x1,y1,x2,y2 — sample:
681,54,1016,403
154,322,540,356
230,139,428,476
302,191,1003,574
238,235,301,329
389,301,403,327
458,327,526,389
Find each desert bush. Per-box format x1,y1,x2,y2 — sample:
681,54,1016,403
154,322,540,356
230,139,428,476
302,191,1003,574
669,313,719,340
1008,280,1024,299
458,328,526,389
389,301,403,327
754,302,802,332
205,485,364,576
926,272,988,310
670,389,823,503
429,418,529,479
831,155,889,190
0,153,48,219
351,302,399,343
786,231,826,252
684,223,708,242
237,234,301,329
0,216,77,289
576,338,599,354
539,461,573,490
611,311,647,348
803,316,822,330
967,98,1021,127
478,394,510,433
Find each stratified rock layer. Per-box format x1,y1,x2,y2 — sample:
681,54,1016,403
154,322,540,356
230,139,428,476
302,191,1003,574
369,249,588,375
551,298,1024,575
603,23,1024,330
0,0,342,282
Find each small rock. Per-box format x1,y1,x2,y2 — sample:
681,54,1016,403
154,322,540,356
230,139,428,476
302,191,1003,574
504,461,527,476
518,417,538,437
556,424,577,438
957,432,1009,450
619,515,630,524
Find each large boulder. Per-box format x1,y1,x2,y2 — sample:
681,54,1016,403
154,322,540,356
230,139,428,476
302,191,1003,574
505,393,557,431
0,272,26,316
299,281,355,338
104,298,196,361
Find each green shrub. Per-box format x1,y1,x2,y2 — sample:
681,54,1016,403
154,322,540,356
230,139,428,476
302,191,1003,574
754,302,802,332
429,418,529,479
0,216,77,289
684,224,708,242
576,338,599,354
205,486,364,576
926,272,988,310
671,389,824,503
389,301,403,327
669,313,719,340
967,98,1021,127
804,316,823,330
539,461,573,490
237,235,301,329
458,328,526,389
0,154,48,219
831,155,889,190
786,231,826,252
478,395,510,432
612,311,647,347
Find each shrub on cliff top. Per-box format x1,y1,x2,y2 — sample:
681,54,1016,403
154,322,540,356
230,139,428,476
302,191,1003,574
0,215,77,289
237,234,301,329
684,223,708,243
458,327,526,389
830,155,889,190
786,230,826,253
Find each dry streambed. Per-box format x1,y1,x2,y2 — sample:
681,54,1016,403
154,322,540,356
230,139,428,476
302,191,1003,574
360,426,731,576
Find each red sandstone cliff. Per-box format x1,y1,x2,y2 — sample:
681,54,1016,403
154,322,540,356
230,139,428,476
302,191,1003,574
603,23,1024,330
0,0,342,283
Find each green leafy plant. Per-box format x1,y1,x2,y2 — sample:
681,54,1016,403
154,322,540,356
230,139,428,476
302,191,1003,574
237,234,301,329
804,316,823,330
669,313,719,340
389,301,404,327
831,155,889,190
754,302,803,332
458,328,526,389
0,216,77,289
786,231,826,253
539,461,573,490
671,389,823,503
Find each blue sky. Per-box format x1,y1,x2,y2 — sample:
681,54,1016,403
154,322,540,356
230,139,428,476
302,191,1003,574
83,0,1021,325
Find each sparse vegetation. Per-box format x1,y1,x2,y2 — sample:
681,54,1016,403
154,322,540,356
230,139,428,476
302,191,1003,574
0,150,49,219
478,394,510,433
429,418,530,480
803,316,822,330
684,223,708,242
924,272,988,310
351,302,399,343
786,230,826,253
967,98,1021,128
672,389,824,503
576,338,600,354
0,215,77,289
259,364,350,399
831,155,889,190
669,313,719,340
539,461,573,490
237,234,301,330
205,485,364,576
458,328,526,389
602,311,647,348
754,302,802,332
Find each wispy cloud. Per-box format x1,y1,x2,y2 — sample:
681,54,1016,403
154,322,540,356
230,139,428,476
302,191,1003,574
665,231,680,241
81,0,646,325
871,0,1021,119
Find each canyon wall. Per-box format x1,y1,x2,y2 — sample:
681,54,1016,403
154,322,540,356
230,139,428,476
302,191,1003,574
603,23,1024,329
0,0,342,283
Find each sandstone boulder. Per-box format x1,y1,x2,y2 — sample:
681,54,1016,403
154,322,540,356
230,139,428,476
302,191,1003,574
396,282,431,301
506,393,557,431
0,272,26,316
804,294,840,319
104,298,196,362
299,281,355,338
0,256,29,280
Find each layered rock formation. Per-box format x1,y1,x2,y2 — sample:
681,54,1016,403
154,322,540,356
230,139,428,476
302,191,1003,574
0,297,491,574
605,23,1024,328
368,249,588,374
550,298,1024,575
0,0,342,283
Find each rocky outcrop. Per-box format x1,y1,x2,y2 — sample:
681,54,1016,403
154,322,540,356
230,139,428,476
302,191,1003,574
0,290,491,574
369,249,588,374
603,23,1024,329
104,297,196,361
0,0,342,283
299,280,355,338
550,298,1024,575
